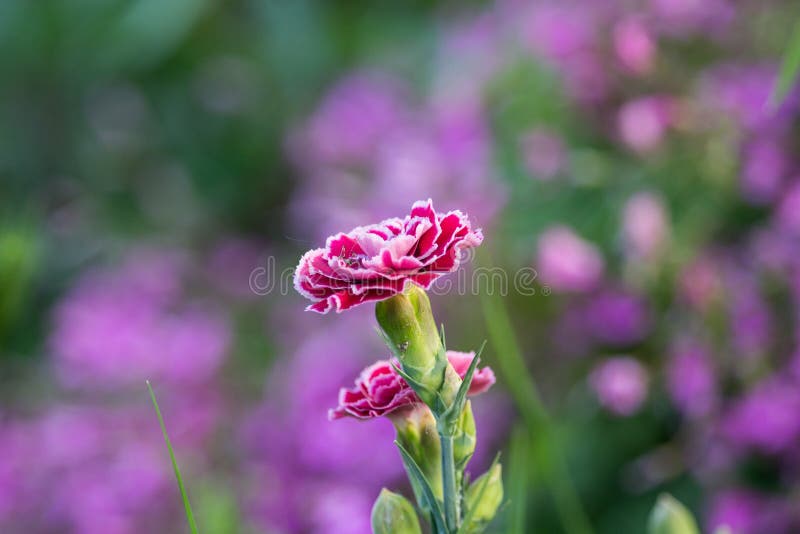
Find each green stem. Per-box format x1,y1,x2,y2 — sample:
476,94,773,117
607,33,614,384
440,432,459,533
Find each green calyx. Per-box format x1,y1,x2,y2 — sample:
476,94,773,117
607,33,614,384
376,285,450,407
371,488,423,534
393,408,444,503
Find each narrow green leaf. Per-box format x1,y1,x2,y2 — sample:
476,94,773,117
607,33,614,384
444,341,486,423
395,440,447,533
770,19,800,107
147,380,199,534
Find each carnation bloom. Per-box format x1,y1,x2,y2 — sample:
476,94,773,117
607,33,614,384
330,351,495,420
294,199,483,313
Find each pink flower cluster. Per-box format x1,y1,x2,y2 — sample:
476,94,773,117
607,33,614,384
294,199,483,313
330,351,495,420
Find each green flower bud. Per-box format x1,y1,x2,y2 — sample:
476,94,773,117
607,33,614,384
463,463,503,533
375,285,449,406
371,488,422,534
647,494,700,534
393,408,443,502
453,401,477,471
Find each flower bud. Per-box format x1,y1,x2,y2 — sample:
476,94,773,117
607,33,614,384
375,285,448,405
463,463,503,532
647,494,699,534
371,488,422,534
393,408,443,501
453,401,477,471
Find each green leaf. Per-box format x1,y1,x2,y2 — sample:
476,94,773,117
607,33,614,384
647,494,700,534
395,440,447,533
770,19,800,107
147,381,200,534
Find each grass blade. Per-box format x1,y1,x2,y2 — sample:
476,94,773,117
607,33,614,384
147,380,200,534
507,427,529,534
479,270,593,534
770,19,800,107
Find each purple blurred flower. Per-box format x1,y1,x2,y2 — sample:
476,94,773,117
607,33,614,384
0,404,191,533
537,226,604,293
707,489,763,534
740,138,788,205
679,255,723,311
241,313,404,532
720,377,800,454
666,342,717,417
50,251,230,389
617,96,675,153
700,64,791,134
294,73,408,166
776,180,800,235
622,192,669,261
728,282,772,357
589,357,649,416
307,483,374,534
206,237,267,300
288,73,504,241
650,0,734,36
519,3,610,102
522,4,595,61
707,489,794,534
520,128,567,180
583,290,650,346
613,17,656,75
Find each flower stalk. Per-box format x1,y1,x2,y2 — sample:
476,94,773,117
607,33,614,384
296,200,499,534
377,285,494,534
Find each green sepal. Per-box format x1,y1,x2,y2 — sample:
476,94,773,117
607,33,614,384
371,488,423,534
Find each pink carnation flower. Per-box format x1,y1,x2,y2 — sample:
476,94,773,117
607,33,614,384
330,351,496,420
294,199,483,313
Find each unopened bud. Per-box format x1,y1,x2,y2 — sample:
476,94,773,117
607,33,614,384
371,488,422,534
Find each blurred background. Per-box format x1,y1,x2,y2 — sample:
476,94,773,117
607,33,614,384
2,0,800,532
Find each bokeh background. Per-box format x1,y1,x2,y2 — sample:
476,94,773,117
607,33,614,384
2,0,800,532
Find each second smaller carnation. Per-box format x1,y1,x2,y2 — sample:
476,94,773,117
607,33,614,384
330,351,495,421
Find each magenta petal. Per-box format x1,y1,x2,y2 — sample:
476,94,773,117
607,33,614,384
294,199,482,313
